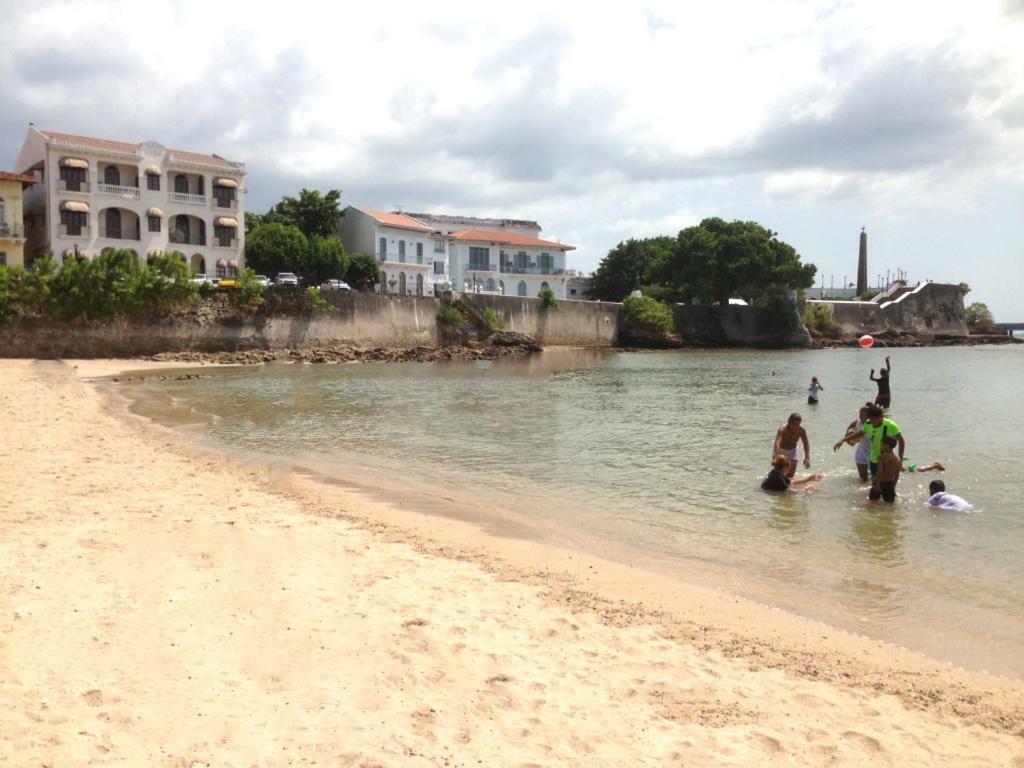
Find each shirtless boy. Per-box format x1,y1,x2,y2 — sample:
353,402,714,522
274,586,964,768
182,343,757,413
772,413,811,478
870,436,902,503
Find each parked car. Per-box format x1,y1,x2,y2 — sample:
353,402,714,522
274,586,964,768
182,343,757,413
216,276,239,289
320,279,351,291
191,273,210,286
254,274,270,288
275,272,299,287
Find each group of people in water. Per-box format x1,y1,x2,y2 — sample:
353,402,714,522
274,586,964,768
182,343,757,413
762,355,972,510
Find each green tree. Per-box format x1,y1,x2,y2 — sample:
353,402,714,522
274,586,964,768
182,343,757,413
621,295,674,334
245,223,309,277
965,302,995,333
229,268,266,314
244,211,266,234
305,235,349,285
265,188,344,239
588,236,675,302
958,282,971,296
346,252,381,290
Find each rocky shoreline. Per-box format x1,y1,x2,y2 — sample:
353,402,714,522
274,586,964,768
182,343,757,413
809,329,1022,348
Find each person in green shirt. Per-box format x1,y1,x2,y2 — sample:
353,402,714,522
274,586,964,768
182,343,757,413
833,404,904,480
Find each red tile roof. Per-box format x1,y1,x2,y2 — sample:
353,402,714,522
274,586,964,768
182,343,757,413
358,208,435,232
39,130,240,169
0,171,37,185
449,228,574,250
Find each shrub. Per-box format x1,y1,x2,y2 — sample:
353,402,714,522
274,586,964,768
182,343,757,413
437,300,468,329
303,286,333,314
802,302,842,337
538,287,557,309
621,295,674,334
346,252,380,290
482,307,504,332
229,268,266,314
965,302,995,333
0,266,26,322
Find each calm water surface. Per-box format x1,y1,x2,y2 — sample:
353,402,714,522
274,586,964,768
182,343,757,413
129,346,1024,677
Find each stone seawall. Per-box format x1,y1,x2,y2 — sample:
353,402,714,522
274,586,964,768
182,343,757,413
0,292,625,358
808,282,966,335
673,304,811,348
461,294,621,346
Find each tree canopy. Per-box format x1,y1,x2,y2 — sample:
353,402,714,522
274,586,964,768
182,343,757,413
965,302,995,333
245,223,309,277
588,218,816,306
265,188,344,239
346,252,380,289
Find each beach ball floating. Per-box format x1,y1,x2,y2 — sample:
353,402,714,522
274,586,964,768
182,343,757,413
858,334,875,348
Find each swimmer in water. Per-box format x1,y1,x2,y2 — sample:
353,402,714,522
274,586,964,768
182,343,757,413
773,413,811,478
761,455,822,492
807,376,823,405
869,355,892,408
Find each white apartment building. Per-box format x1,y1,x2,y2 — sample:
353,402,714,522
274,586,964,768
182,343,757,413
446,228,575,299
15,127,245,275
337,206,449,296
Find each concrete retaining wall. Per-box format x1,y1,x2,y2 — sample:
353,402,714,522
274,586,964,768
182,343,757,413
673,304,811,348
808,282,966,335
462,294,621,346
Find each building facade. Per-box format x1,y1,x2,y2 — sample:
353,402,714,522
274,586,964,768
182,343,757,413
337,206,449,296
15,128,245,275
0,171,35,268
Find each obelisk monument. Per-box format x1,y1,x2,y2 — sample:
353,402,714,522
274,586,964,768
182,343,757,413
856,227,868,295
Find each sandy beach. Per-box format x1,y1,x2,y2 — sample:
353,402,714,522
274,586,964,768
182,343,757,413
1,358,1022,766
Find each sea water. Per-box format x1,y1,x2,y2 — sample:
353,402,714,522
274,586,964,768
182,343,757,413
128,346,1024,677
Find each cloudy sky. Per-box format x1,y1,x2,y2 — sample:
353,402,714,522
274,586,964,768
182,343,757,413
1,0,1022,317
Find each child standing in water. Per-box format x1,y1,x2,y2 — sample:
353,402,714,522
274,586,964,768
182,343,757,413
807,376,824,405
772,413,811,478
870,355,892,408
870,436,902,503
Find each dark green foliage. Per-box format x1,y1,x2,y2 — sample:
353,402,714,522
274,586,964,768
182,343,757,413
588,237,674,301
303,286,333,314
589,220,816,308
0,266,26,322
245,223,309,277
621,295,674,334
346,252,381,290
482,307,504,332
437,300,469,329
228,268,266,314
306,235,349,285
958,282,971,296
264,188,344,239
802,302,842,337
965,302,995,333
538,287,558,309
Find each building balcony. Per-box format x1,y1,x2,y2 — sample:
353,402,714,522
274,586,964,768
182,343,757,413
467,263,498,272
59,224,91,238
98,226,141,241
0,222,25,238
378,253,431,268
499,265,565,275
213,238,238,249
169,191,207,206
97,182,140,199
57,180,91,194
169,233,207,246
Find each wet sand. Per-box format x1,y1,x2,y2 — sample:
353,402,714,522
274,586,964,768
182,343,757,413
1,358,1021,766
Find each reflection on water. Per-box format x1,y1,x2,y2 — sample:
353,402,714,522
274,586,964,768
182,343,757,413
129,346,1024,677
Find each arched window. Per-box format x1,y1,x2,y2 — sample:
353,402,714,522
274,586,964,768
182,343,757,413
541,281,550,292
498,280,505,295
175,174,188,194
380,271,387,293
416,273,424,296
485,278,496,292
173,215,190,244
398,240,406,263
0,197,5,228
398,272,407,295
105,208,122,239
104,166,120,186
517,281,527,297
379,237,387,260
190,254,205,274
416,242,423,264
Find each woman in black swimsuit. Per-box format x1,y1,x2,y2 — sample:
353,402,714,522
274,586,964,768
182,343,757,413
869,355,891,408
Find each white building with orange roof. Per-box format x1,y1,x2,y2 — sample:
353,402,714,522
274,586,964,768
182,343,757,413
337,206,449,296
15,127,245,276
445,228,575,299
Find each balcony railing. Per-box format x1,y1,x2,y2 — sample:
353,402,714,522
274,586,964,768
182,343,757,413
468,263,497,272
500,265,565,275
57,180,91,194
212,196,238,210
379,252,430,266
169,191,207,205
99,226,141,240
213,238,238,249
169,233,207,246
59,224,91,238
0,222,25,238
97,182,140,199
